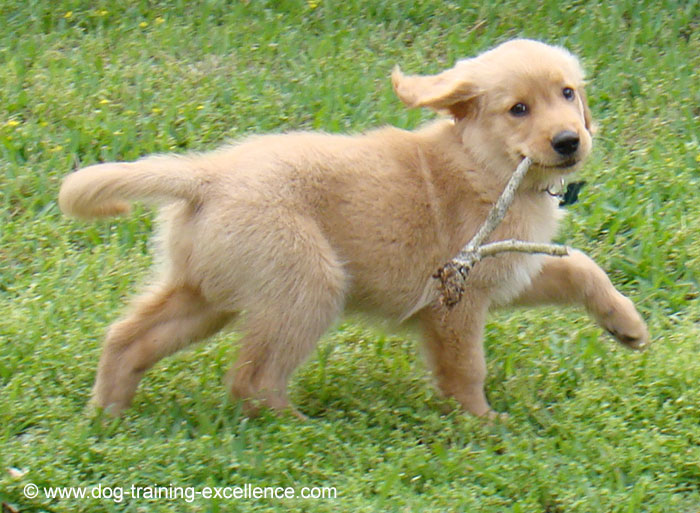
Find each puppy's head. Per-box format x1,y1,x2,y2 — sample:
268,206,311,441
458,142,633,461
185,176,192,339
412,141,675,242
393,39,594,181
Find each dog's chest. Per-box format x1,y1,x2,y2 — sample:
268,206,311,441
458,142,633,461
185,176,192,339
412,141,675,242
472,193,562,306
484,253,546,306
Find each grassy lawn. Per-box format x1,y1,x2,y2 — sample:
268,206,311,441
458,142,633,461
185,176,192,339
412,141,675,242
1,0,698,511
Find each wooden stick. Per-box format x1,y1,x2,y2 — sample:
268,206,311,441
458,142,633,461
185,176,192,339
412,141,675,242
435,241,569,308
462,157,534,253
470,239,569,260
433,157,570,308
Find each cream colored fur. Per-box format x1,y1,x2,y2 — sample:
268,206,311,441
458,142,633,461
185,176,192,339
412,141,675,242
59,39,650,419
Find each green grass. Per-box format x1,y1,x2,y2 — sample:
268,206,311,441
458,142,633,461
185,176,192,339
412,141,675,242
1,0,698,511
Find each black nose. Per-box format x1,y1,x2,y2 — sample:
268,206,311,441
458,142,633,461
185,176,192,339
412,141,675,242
551,130,580,156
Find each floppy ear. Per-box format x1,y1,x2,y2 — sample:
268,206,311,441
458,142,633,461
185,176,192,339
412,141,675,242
578,87,596,134
392,63,479,120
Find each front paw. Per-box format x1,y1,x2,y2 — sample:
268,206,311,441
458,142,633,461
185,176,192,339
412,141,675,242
599,294,651,350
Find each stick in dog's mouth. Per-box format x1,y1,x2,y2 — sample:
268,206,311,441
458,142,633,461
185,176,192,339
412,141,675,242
405,157,571,314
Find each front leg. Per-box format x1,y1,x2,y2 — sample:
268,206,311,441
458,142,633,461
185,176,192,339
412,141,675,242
513,250,650,349
419,295,497,417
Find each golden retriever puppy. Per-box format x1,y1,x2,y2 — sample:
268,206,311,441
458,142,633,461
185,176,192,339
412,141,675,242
59,39,650,419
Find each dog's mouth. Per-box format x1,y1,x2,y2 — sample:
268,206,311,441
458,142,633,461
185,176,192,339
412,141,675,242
531,158,580,171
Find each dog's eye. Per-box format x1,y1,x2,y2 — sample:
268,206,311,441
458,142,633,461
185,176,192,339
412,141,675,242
562,87,575,100
509,103,528,117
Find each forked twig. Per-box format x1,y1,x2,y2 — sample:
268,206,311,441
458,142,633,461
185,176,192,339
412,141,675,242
434,157,570,308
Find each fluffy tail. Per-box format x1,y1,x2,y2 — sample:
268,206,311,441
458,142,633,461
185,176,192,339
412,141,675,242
59,155,205,219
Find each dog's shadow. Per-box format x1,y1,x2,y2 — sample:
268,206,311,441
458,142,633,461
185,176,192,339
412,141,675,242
290,333,456,423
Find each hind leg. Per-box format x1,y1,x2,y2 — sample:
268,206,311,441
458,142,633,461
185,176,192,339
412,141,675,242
93,284,234,415
225,227,346,418
228,295,343,419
